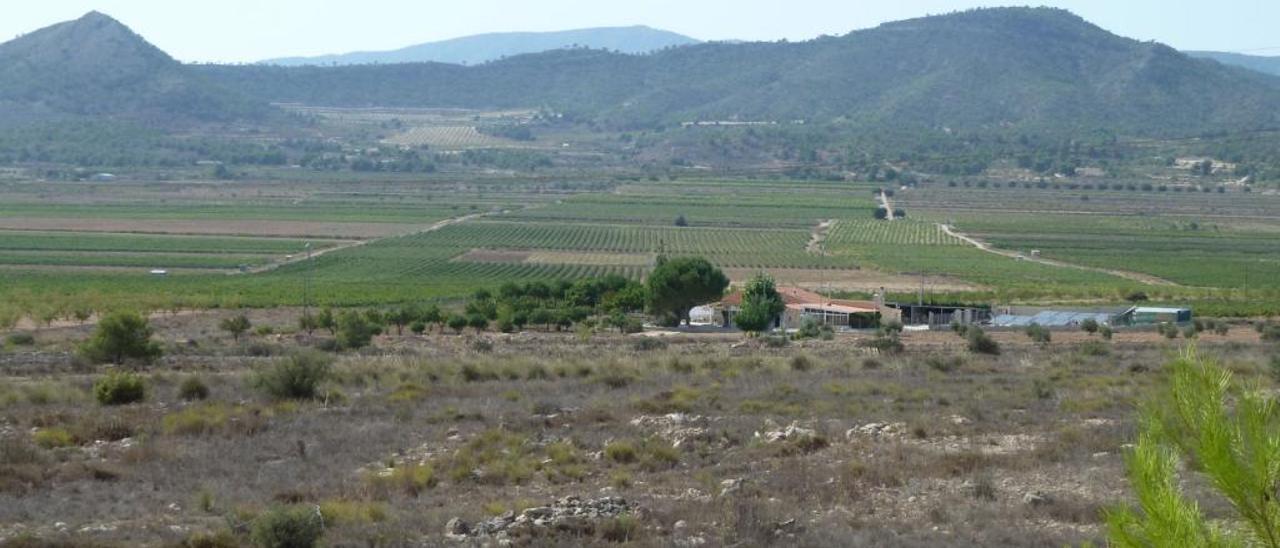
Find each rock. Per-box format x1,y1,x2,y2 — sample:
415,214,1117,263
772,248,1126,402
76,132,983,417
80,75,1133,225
756,422,817,444
772,518,802,537
674,520,688,530
1023,490,1052,506
445,517,470,538
720,478,746,496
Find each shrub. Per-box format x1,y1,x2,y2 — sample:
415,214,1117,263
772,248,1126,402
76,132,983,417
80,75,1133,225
250,505,324,548
219,314,252,342
409,321,427,335
447,315,468,334
604,441,638,464
179,377,211,401
1079,340,1111,357
761,334,789,348
79,311,162,364
5,332,35,346
631,337,667,352
924,355,963,373
180,530,240,548
336,311,375,350
93,372,146,406
1100,325,1114,340
1080,318,1100,334
789,355,814,372
254,351,332,401
1025,324,1051,344
1261,325,1280,342
600,516,639,543
794,318,822,340
966,327,1000,355
33,427,75,449
860,333,903,354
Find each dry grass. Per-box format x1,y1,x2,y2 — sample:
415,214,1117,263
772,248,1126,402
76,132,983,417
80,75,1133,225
0,314,1273,546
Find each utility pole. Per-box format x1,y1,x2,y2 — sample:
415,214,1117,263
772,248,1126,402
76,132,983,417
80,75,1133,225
303,242,313,319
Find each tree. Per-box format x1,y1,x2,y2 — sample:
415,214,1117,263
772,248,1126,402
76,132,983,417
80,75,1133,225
874,207,889,220
317,308,336,335
298,312,318,336
80,311,163,365
1080,318,1100,335
734,273,785,333
418,305,443,333
387,306,416,336
466,314,489,333
646,257,729,326
336,311,375,350
1108,349,1280,547
674,214,689,227
447,314,467,334
219,314,252,342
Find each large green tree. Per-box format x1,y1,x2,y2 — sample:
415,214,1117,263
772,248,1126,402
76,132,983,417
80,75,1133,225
734,273,785,333
646,257,729,326
80,311,163,364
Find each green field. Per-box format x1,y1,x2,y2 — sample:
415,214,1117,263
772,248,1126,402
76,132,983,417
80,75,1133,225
2,177,1279,318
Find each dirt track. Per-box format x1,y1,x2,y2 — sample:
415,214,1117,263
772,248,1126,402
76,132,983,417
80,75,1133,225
939,223,1180,286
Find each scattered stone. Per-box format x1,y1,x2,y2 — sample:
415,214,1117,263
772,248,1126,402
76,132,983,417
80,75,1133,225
756,421,817,444
846,422,906,440
445,517,470,539
673,520,688,530
772,518,802,537
720,478,746,496
1023,490,1053,506
447,496,636,540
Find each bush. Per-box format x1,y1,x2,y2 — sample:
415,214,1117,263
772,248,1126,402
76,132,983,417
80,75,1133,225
336,311,376,350
965,327,1000,355
219,314,252,342
1100,325,1114,340
254,351,332,401
631,337,667,352
604,441,638,464
79,311,162,364
93,372,146,406
924,355,963,373
409,321,427,335
179,377,210,401
1025,324,1051,344
1080,318,1099,335
794,318,822,340
5,332,35,346
859,333,903,354
250,505,324,548
1079,340,1111,357
789,355,814,372
33,427,75,449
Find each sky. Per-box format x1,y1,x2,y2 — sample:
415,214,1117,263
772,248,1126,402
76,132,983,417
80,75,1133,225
5,0,1279,63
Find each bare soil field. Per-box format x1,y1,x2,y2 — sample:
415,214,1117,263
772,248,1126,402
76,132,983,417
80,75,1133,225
0,218,420,239
3,309,1267,546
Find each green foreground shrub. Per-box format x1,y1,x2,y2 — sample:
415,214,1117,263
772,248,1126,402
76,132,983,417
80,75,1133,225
1107,348,1280,546
250,505,324,548
253,351,332,401
93,372,146,406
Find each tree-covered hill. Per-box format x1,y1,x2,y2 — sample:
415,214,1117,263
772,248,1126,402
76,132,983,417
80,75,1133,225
198,7,1280,135
1187,51,1280,77
261,25,700,66
0,12,270,128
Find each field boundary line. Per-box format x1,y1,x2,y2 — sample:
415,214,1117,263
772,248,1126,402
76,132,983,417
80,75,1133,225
240,212,488,275
938,223,1181,287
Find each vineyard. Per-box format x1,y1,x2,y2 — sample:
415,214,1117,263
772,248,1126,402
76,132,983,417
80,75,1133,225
383,126,516,149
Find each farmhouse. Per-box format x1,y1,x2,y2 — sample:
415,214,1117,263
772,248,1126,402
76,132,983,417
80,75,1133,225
709,286,900,331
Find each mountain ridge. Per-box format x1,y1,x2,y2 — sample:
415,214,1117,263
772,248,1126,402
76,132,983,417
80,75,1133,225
260,25,700,66
1187,50,1280,77
196,7,1280,135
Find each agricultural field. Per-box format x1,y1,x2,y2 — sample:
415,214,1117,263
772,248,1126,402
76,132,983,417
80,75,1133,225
2,174,1280,318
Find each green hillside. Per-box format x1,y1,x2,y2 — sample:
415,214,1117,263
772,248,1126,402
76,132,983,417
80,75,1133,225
198,8,1280,134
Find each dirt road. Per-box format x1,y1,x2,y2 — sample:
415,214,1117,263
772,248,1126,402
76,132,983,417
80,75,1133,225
243,212,487,274
938,223,1180,286
877,191,896,220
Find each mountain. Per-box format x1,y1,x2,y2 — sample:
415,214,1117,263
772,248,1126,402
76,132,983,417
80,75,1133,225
261,26,700,66
0,11,268,127
201,8,1280,135
1187,51,1280,77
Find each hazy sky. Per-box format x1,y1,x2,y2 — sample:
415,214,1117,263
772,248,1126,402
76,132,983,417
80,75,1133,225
6,0,1279,63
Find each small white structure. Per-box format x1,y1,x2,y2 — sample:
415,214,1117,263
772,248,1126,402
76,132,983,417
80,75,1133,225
149,269,169,277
